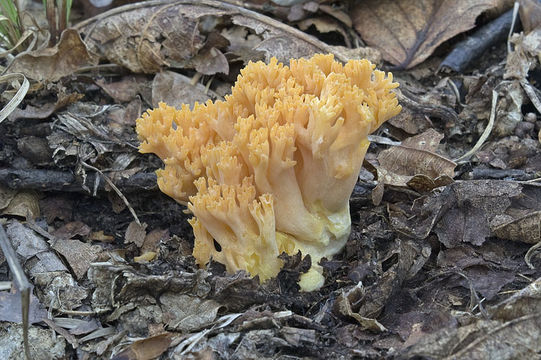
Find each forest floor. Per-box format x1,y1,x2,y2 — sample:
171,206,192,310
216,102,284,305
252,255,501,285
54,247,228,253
0,1,540,359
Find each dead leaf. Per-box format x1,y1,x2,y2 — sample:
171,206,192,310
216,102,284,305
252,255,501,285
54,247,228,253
160,293,222,332
376,129,456,190
125,221,147,247
51,221,91,240
75,0,348,74
33,272,88,311
89,230,115,242
52,238,102,279
493,211,541,243
519,0,541,33
112,333,173,360
335,283,387,332
297,17,349,45
6,221,68,274
353,0,496,68
0,185,17,210
0,325,67,359
8,29,98,82
504,28,541,80
1,191,40,218
141,229,168,253
0,290,47,324
8,92,84,121
402,314,541,359
95,76,149,103
489,277,541,321
389,180,541,247
152,71,220,109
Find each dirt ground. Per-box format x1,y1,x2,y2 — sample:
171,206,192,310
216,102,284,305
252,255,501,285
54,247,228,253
0,1,540,359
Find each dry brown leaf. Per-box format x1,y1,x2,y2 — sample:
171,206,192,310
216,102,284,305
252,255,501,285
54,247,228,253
1,191,40,218
8,92,83,121
113,333,173,360
493,211,541,244
353,0,496,69
297,17,349,45
8,29,98,82
0,185,17,210
75,0,349,74
52,239,102,279
125,221,147,247
376,129,456,189
151,71,219,109
519,0,541,33
95,76,148,103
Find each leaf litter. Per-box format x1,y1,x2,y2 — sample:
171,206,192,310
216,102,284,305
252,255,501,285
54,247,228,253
0,0,540,359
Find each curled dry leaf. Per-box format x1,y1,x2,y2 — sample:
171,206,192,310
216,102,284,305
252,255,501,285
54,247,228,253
353,0,496,69
75,0,348,75
376,129,456,190
113,333,173,360
8,29,98,82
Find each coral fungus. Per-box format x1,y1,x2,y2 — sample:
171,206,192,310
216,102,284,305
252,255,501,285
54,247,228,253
136,54,401,291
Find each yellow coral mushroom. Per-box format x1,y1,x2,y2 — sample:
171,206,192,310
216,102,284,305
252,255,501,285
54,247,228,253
136,54,401,291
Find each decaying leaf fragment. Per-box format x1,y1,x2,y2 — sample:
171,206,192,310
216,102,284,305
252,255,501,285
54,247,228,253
8,29,98,82
371,129,456,204
389,180,541,248
353,0,497,68
402,278,541,359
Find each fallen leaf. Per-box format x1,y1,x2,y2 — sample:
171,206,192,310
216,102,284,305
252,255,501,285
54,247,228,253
134,251,156,263
519,0,541,33
89,230,115,242
1,191,40,218
389,180,541,247
353,0,496,68
152,71,220,109
6,221,68,274
75,0,348,74
8,92,83,121
125,221,147,247
335,283,387,332
493,211,541,243
297,16,349,45
489,277,541,321
504,28,541,80
52,239,102,279
0,290,47,324
376,129,456,191
51,221,91,240
95,76,149,103
8,29,98,82
0,185,17,210
112,333,173,360
160,293,222,332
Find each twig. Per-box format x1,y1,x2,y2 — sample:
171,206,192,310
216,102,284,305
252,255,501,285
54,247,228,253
454,90,498,163
439,9,514,72
0,223,32,360
80,162,141,225
0,168,158,193
507,2,520,54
